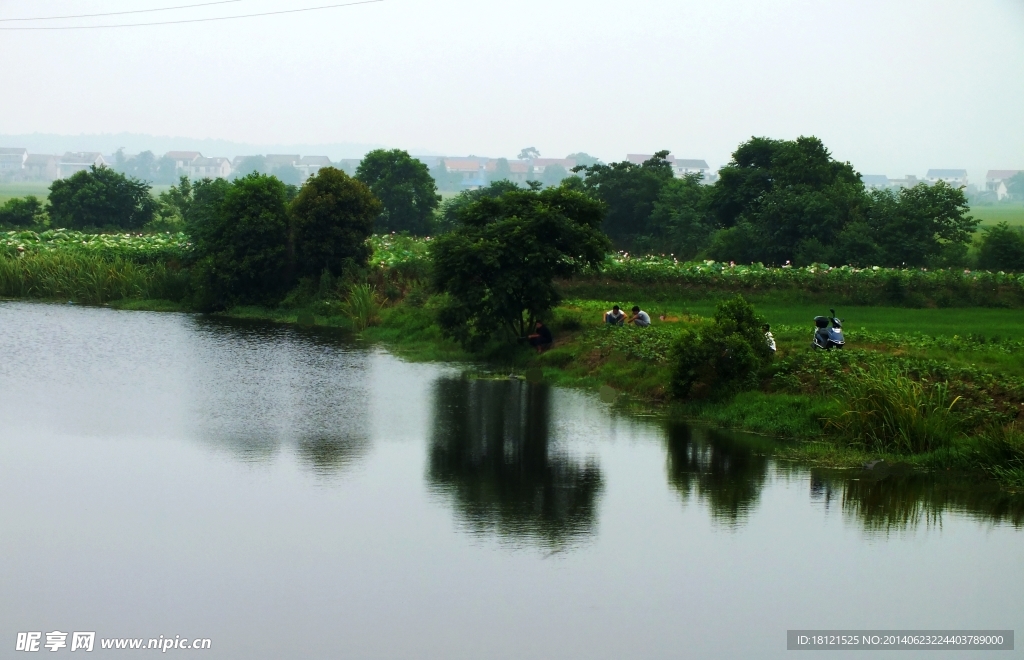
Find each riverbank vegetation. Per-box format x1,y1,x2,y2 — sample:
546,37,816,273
3,139,1024,490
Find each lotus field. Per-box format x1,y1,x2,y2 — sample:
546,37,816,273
1,229,190,263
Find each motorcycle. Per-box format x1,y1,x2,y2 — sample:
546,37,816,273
812,308,845,350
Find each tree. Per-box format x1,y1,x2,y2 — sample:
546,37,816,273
48,165,158,230
273,164,302,186
706,136,867,265
567,152,601,168
430,159,462,192
231,156,267,179
0,196,46,229
865,181,977,267
541,163,569,188
518,147,540,161
159,176,230,230
432,183,610,347
977,222,1024,272
1006,172,1024,201
574,151,675,246
290,167,382,279
646,174,713,259
190,173,291,309
491,158,513,183
435,180,522,234
356,149,440,235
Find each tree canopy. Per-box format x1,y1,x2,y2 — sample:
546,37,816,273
432,183,610,347
48,165,158,230
356,149,439,235
573,150,675,245
290,167,381,278
0,196,47,229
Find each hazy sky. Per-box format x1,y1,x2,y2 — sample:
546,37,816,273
1,0,1022,177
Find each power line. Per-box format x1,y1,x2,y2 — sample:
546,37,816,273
0,0,246,23
0,0,383,30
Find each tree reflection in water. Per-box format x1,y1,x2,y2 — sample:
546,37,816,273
428,377,603,549
665,422,770,527
810,466,1024,533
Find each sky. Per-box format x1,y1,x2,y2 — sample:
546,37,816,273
0,0,1022,179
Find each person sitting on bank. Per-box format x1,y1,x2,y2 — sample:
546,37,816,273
527,321,553,353
604,305,625,326
629,306,651,327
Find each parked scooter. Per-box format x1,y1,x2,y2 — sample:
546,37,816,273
812,309,845,350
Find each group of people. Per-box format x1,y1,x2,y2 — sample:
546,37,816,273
603,305,651,327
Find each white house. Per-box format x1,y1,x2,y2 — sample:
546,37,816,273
888,175,921,189
986,170,1020,201
925,169,968,188
298,156,332,181
188,157,232,179
0,148,28,174
862,175,890,190
626,154,711,180
58,152,106,178
164,151,202,175
23,155,59,181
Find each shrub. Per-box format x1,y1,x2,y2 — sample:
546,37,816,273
342,283,382,330
977,222,1024,273
0,196,47,229
671,296,771,399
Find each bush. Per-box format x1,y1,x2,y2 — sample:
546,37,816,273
977,222,1024,273
48,166,157,230
0,196,46,229
671,296,771,399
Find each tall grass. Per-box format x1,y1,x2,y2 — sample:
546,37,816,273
826,365,962,453
342,283,382,330
0,253,187,304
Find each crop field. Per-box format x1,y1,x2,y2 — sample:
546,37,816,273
2,229,188,262
0,182,51,205
971,204,1024,227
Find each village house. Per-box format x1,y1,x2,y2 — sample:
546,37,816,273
0,148,29,175
627,154,711,180
986,170,1020,201
164,151,203,174
188,157,232,179
266,154,300,169
925,169,968,188
23,155,60,181
58,152,106,179
297,156,332,181
862,174,890,189
888,174,922,189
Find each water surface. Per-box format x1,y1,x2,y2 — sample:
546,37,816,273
1,302,1021,659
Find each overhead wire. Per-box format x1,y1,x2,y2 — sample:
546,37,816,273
0,0,247,22
0,0,383,30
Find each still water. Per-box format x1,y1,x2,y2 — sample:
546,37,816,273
1,302,1021,659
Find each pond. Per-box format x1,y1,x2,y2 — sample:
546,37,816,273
1,302,1021,659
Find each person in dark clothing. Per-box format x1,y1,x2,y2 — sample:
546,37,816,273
527,321,553,353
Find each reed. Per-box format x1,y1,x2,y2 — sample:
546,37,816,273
826,365,962,453
342,283,382,330
0,252,187,304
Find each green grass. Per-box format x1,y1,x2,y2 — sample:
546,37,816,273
971,204,1024,227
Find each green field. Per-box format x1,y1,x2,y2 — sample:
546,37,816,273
971,204,1024,227
0,182,51,205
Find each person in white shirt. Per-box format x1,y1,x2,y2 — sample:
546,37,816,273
604,305,625,325
629,306,651,327
763,324,777,353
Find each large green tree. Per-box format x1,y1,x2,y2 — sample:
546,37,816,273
290,167,382,278
190,173,291,309
647,174,713,259
706,136,866,265
432,183,610,347
573,151,675,246
356,149,440,235
48,165,158,230
865,181,977,267
977,222,1024,272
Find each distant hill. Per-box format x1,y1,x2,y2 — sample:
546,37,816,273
0,133,441,160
